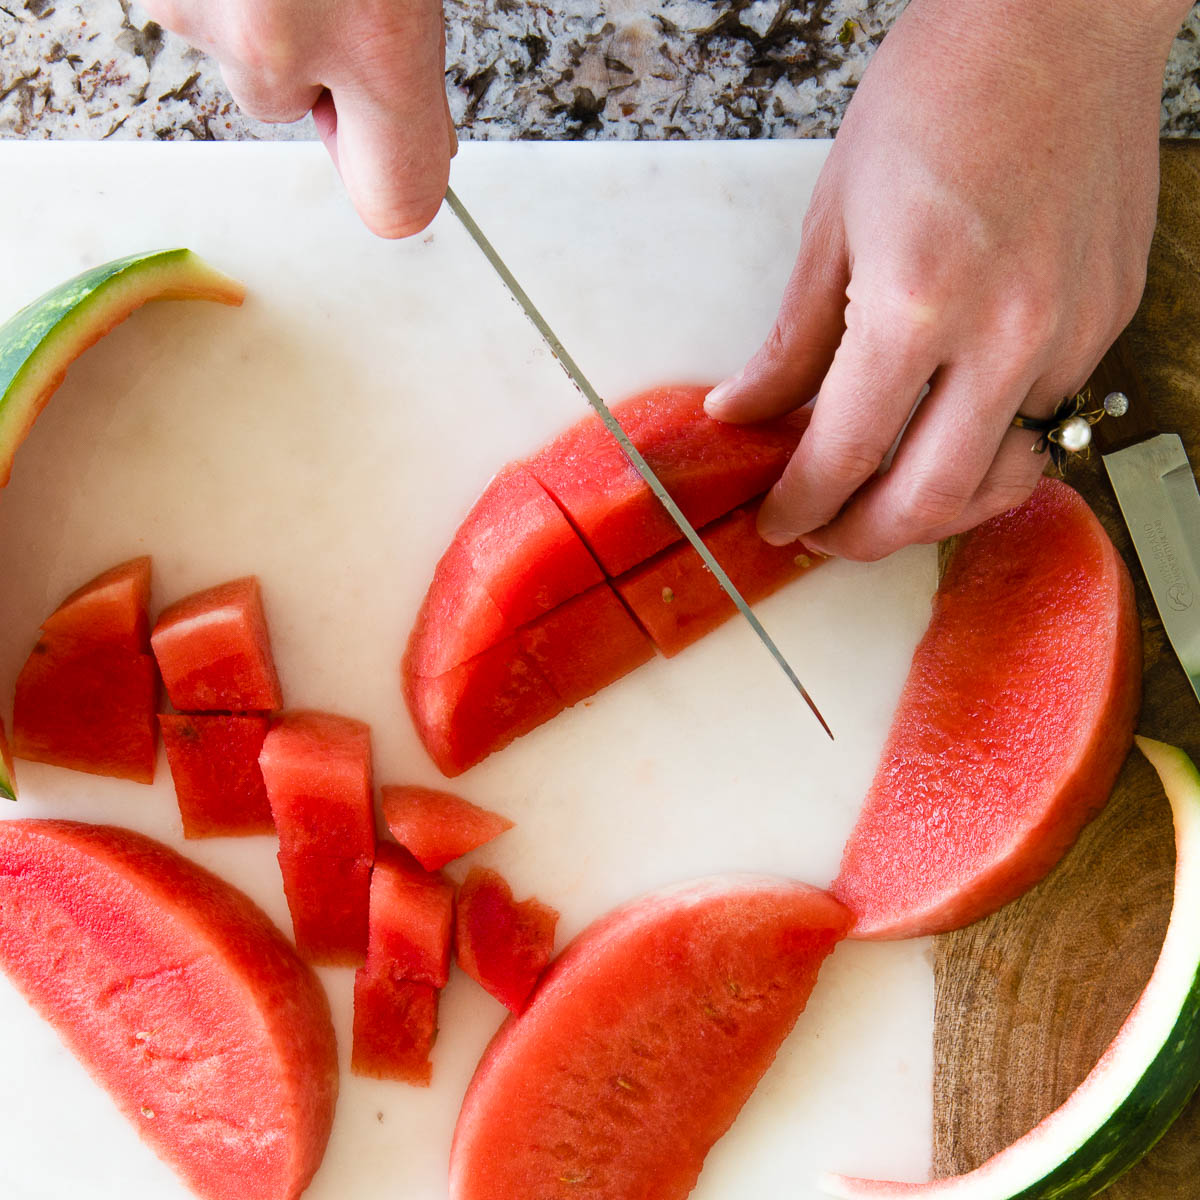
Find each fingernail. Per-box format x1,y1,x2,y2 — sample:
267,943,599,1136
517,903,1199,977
704,373,741,414
801,532,832,556
760,527,800,547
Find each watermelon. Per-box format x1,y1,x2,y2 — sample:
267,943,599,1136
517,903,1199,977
833,479,1142,939
615,502,825,657
151,576,282,713
824,738,1200,1200
526,385,807,576
12,637,159,783
405,637,565,778
0,819,336,1200
159,714,273,838
351,972,439,1086
455,867,559,1014
0,249,244,489
516,583,655,706
381,785,513,871
40,556,152,652
360,842,454,987
450,875,851,1200
0,718,14,801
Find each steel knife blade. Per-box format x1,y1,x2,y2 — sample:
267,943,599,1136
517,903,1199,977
444,186,833,739
1090,335,1200,707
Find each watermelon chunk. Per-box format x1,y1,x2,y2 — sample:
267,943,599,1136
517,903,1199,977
40,556,152,652
449,875,851,1200
404,637,564,778
517,583,655,706
12,637,159,783
455,867,559,1014
260,711,376,963
361,842,454,987
151,576,282,713
381,785,513,871
351,972,439,1086
615,502,825,656
833,478,1143,939
526,384,808,576
159,714,273,838
0,819,336,1200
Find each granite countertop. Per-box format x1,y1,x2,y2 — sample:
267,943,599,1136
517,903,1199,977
2,1,1198,142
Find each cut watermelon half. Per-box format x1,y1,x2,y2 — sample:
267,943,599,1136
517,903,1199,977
450,874,851,1200
0,250,244,489
833,479,1142,939
824,738,1200,1200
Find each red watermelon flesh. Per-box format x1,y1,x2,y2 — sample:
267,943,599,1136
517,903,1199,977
12,637,159,783
517,583,655,706
455,867,559,1014
276,848,373,965
833,478,1142,940
259,711,375,859
0,819,337,1200
526,385,808,576
615,502,825,657
362,842,454,987
450,874,851,1200
351,972,438,1086
151,576,282,713
381,785,513,871
159,714,273,838
40,556,152,651
404,638,565,778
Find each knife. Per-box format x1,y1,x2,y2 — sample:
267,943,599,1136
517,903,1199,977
443,186,833,739
1089,335,1200,707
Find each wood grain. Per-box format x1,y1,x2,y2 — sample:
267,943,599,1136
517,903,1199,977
932,142,1200,1192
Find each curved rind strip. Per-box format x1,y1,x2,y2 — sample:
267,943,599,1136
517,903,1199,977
824,738,1200,1200
0,248,245,487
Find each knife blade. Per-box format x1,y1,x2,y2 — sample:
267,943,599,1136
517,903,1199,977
443,186,833,739
1090,335,1200,707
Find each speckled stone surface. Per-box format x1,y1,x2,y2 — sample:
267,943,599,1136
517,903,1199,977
2,1,1198,142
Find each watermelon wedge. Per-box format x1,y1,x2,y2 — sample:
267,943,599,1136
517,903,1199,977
450,875,851,1200
454,867,559,1015
40,556,152,652
0,718,15,801
381,785,513,871
0,820,337,1200
833,479,1142,939
824,738,1200,1200
0,250,244,489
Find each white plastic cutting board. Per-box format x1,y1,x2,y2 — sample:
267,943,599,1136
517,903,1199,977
0,142,934,1200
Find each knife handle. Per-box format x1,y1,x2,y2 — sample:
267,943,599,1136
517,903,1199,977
1086,332,1160,455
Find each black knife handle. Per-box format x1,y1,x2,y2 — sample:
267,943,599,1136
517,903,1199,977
1086,332,1160,455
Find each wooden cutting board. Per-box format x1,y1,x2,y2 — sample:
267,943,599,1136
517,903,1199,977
934,141,1200,1191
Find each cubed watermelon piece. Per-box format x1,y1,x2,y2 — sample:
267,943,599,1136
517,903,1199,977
455,867,559,1014
526,385,808,576
0,819,336,1200
159,714,272,839
151,576,282,712
12,637,159,783
381,785,513,871
351,972,438,1086
259,711,375,858
404,638,564,778
40,556,152,652
517,583,655,705
276,848,373,965
363,842,454,987
615,502,825,657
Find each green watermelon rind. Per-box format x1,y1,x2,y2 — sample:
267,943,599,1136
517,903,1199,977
822,737,1200,1200
0,248,245,488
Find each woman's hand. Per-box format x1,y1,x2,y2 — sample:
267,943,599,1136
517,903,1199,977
705,0,1190,561
142,0,456,238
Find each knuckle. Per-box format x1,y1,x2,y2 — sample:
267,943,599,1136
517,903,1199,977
812,433,889,486
897,475,972,533
975,475,1038,521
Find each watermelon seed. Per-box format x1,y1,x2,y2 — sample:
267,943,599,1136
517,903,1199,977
615,1076,634,1091
140,1105,155,1119
726,980,741,997
661,587,674,604
558,1169,590,1185
794,554,812,568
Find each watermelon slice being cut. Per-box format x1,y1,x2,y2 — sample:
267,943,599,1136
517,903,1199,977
824,738,1200,1200
0,819,337,1200
381,785,513,871
450,874,851,1200
833,479,1142,939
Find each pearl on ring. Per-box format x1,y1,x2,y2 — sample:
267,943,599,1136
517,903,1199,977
1055,415,1093,454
